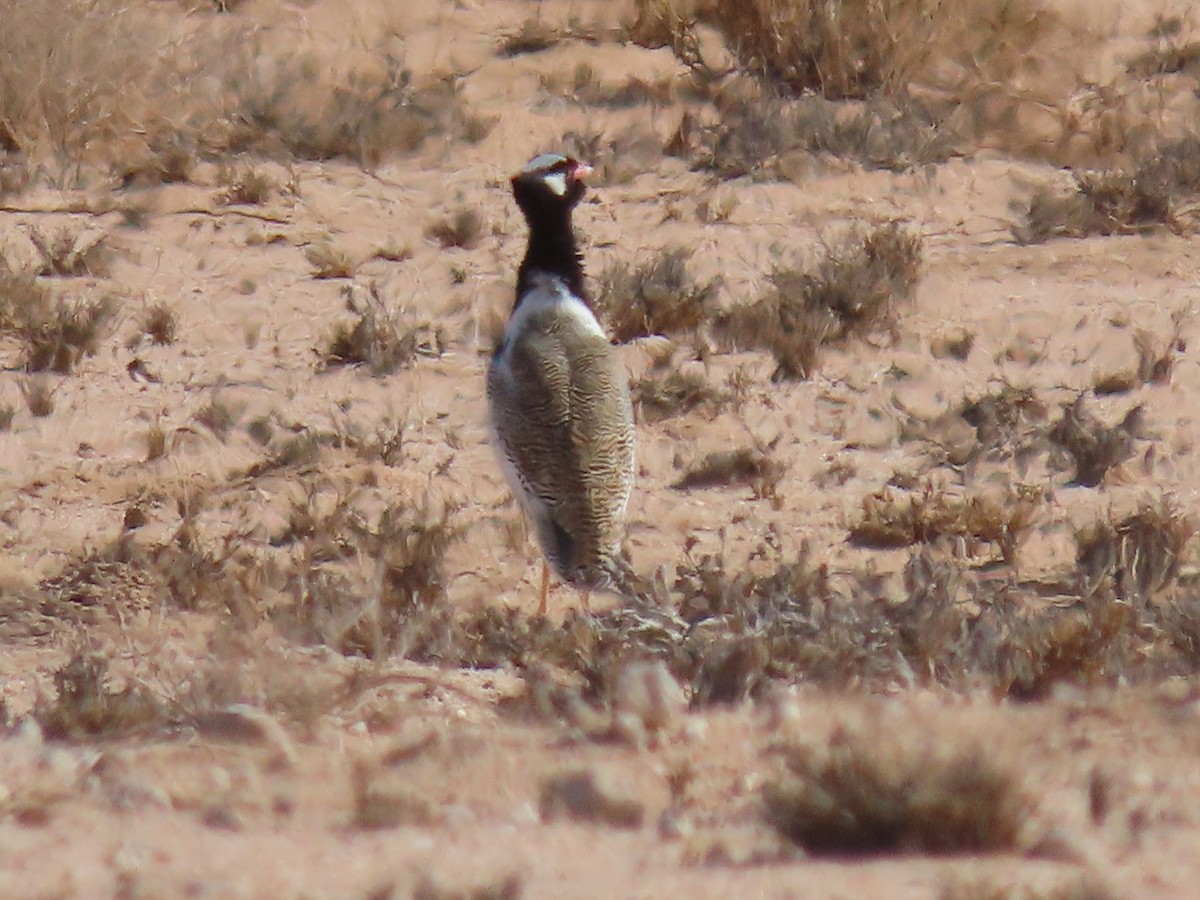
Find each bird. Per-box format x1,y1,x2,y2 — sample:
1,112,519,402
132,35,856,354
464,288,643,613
487,152,635,615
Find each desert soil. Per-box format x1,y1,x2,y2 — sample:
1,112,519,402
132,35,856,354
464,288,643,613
2,0,1200,897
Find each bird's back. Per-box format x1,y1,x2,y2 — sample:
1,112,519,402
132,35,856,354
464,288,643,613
488,277,634,586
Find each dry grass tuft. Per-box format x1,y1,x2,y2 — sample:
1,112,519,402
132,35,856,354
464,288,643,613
20,376,55,417
560,125,663,187
306,243,358,279
0,266,119,373
320,283,442,376
1018,137,1200,243
140,301,178,346
35,650,169,741
849,481,1043,566
719,222,921,379
764,714,1032,854
673,89,955,177
632,368,730,423
194,395,239,441
1047,397,1139,487
217,163,275,206
223,50,492,167
278,494,463,659
673,446,782,499
596,247,717,343
497,18,566,58
426,207,485,250
1076,500,1194,603
27,225,110,277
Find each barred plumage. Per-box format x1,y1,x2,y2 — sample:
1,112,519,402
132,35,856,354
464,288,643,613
487,154,635,612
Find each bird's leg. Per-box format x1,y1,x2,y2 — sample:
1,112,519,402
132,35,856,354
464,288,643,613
580,589,591,614
538,561,549,616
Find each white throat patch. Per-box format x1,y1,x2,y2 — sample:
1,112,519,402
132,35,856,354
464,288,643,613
542,171,567,197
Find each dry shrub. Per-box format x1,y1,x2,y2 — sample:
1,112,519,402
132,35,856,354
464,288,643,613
849,481,1043,566
671,89,956,177
279,499,1200,706
1018,136,1200,243
1127,22,1200,79
140,301,178,346
1075,501,1194,603
567,74,677,110
194,395,239,441
0,0,193,173
34,650,168,741
0,404,14,432
673,446,782,498
763,713,1032,854
497,18,566,57
560,125,663,187
595,247,717,343
277,494,462,659
632,368,729,422
958,383,1049,458
20,376,55,417
216,39,490,167
306,243,358,279
217,164,275,206
0,266,119,373
719,222,921,379
27,225,110,277
426,207,485,250
0,2,494,179
1047,397,1139,487
320,282,443,376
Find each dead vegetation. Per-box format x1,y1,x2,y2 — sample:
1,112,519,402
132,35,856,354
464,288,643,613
673,445,782,498
306,242,358,279
20,376,55,417
595,246,717,342
763,712,1032,854
849,481,1043,566
1047,397,1140,487
670,90,956,177
0,264,119,373
632,367,729,422
718,222,921,379
426,207,485,250
27,225,110,277
1018,136,1200,243
497,17,568,58
0,2,495,182
139,301,178,346
1075,500,1194,603
35,650,168,741
217,163,275,206
320,282,443,376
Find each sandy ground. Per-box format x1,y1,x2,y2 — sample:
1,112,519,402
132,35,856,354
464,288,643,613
2,0,1200,896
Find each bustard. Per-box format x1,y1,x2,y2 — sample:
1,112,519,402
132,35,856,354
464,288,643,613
486,153,635,614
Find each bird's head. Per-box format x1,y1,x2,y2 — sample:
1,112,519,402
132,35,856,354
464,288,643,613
511,153,591,221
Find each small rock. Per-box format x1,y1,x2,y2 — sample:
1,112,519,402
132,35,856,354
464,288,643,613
612,660,685,745
539,769,644,830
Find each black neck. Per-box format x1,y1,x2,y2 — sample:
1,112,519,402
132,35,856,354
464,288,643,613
515,212,587,308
